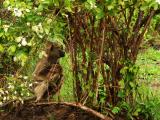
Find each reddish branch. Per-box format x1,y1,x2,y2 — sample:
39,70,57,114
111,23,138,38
34,102,113,120
130,10,156,61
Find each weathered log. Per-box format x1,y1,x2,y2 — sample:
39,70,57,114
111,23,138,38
34,102,113,120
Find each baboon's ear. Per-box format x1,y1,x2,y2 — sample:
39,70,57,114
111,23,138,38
45,41,53,54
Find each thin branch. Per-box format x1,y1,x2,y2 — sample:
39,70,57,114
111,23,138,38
120,5,128,27
140,9,160,27
127,7,135,28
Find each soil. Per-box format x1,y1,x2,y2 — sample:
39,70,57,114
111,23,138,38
0,101,101,120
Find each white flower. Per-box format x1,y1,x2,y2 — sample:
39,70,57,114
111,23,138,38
14,91,17,95
21,37,27,46
32,23,43,34
16,36,22,43
27,22,30,26
7,6,12,11
0,89,4,94
8,84,14,89
47,18,52,24
64,14,68,18
6,96,10,100
38,23,43,33
38,34,43,38
29,83,33,87
18,43,22,47
19,75,23,78
14,8,22,17
27,92,30,96
26,9,30,12
89,2,97,9
27,42,32,46
156,0,160,4
3,97,7,101
20,84,25,87
12,96,17,100
0,102,2,105
23,76,28,80
34,81,38,84
38,23,42,27
13,56,17,62
21,99,24,104
3,25,10,32
37,12,42,15
32,25,39,32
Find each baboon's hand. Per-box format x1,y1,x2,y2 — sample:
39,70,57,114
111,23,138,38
50,73,60,81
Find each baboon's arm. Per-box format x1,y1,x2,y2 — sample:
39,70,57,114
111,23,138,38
50,73,60,81
33,75,48,81
33,58,49,81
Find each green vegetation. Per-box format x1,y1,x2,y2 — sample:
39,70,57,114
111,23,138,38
59,54,74,101
0,0,160,119
137,48,160,82
136,47,160,120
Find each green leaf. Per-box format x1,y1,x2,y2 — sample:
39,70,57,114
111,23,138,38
16,51,28,66
112,107,120,114
53,34,64,42
0,44,4,53
42,0,51,5
37,4,44,11
53,0,60,6
64,0,73,12
140,5,148,11
44,25,50,35
153,4,158,10
85,0,97,10
118,91,125,98
129,82,135,88
95,8,104,20
133,108,141,116
107,5,114,10
7,45,16,55
119,80,125,88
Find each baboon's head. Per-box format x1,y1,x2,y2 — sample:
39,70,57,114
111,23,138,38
46,41,65,63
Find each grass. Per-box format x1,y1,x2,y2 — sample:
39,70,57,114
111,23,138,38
137,48,160,82
136,47,160,120
137,47,160,96
59,54,74,102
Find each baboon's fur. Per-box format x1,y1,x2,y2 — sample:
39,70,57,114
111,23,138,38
33,41,65,102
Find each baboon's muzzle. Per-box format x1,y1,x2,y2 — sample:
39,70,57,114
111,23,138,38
60,50,65,57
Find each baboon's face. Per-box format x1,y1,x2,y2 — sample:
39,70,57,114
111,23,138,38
49,43,65,59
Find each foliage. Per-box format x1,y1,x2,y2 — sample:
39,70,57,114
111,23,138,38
136,47,160,120
0,75,32,105
0,0,160,119
59,54,74,102
137,48,160,82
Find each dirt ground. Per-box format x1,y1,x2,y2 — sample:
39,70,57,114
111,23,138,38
0,101,101,120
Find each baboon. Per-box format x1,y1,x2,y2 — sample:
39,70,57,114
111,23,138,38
33,41,65,102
